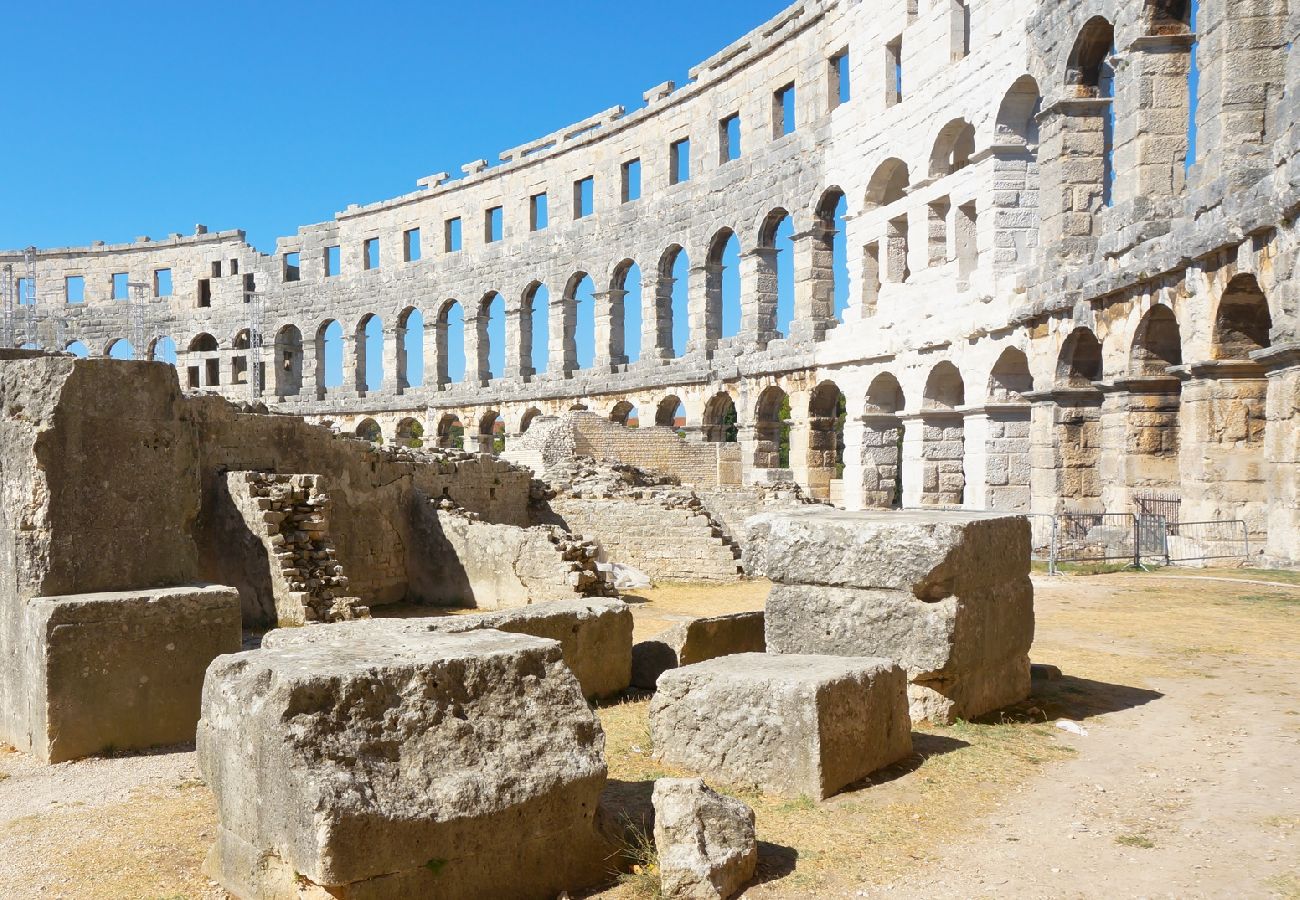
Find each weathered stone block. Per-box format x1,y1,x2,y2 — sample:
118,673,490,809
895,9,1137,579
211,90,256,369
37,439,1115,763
653,778,757,900
650,653,912,799
630,611,766,689
27,584,241,763
199,627,613,900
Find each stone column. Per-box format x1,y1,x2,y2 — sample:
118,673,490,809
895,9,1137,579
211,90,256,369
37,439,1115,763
301,340,320,400
593,289,627,372
551,284,577,376
686,263,712,357
989,146,1038,275
1256,343,1300,563
919,410,965,507
961,409,991,509
342,333,361,396
1036,98,1110,259
741,247,779,346
839,415,866,511
1098,377,1183,512
1025,392,1059,515
1117,35,1195,207
859,414,903,509
640,266,675,363
788,225,836,342
432,316,449,389
982,402,1032,512
898,413,926,509
386,323,405,394
504,297,532,382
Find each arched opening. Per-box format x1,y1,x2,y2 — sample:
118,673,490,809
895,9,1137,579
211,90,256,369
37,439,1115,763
1066,16,1117,207
658,245,690,358
753,386,792,470
397,307,424,389
436,414,465,450
395,417,425,448
315,321,343,395
65,340,89,359
356,314,383,392
1146,0,1191,34
478,410,505,454
355,418,382,444
612,261,642,365
524,282,550,376
996,75,1042,146
862,373,906,508
1213,274,1272,360
920,362,966,506
758,209,796,339
148,336,177,364
231,329,252,386
993,76,1042,270
273,325,303,397
705,228,741,342
564,273,596,372
702,392,739,443
106,338,135,360
519,408,542,434
1125,306,1185,498
189,333,218,352
806,381,846,501
984,348,1033,510
609,400,635,426
478,292,506,381
815,188,849,324
436,300,466,385
1054,328,1104,508
655,395,685,431
930,118,977,177
864,159,911,291
1130,306,1183,375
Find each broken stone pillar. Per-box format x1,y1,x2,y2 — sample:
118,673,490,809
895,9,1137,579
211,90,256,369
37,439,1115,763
199,627,614,900
746,508,1034,724
650,653,912,799
653,778,757,900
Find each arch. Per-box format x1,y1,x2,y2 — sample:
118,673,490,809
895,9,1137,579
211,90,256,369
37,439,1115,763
702,392,739,443
1213,274,1272,360
609,400,635,426
864,158,910,209
395,417,425,448
569,402,589,412
106,338,135,360
315,320,343,392
988,348,1033,400
611,260,642,365
1067,16,1116,91
923,362,966,409
519,407,542,433
436,299,466,384
189,333,218,353
149,335,177,365
478,409,505,454
753,385,792,469
807,380,847,500
655,394,684,429
815,187,849,322
356,313,383,392
524,282,549,376
355,418,382,444
929,118,977,177
995,75,1042,146
705,228,742,343
232,329,251,351
1130,306,1183,375
478,291,505,381
436,413,465,450
1056,327,1103,386
563,272,595,372
397,306,424,389
65,340,89,359
659,245,690,358
273,324,303,397
865,372,906,414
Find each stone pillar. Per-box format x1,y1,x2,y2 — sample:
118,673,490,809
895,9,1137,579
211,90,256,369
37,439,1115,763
741,248,779,346
1097,377,1183,512
465,310,489,385
549,290,576,377
1036,98,1110,259
787,390,814,497
961,410,991,510
505,297,532,381
982,403,1032,512
919,411,965,507
593,289,627,372
432,316,450,388
1026,388,1102,514
840,416,866,511
301,340,320,400
1256,344,1300,563
386,323,405,394
641,267,675,363
990,146,1038,274
686,263,712,357
788,226,836,342
898,413,926,509
1115,35,1194,207
342,333,362,396
859,414,903,509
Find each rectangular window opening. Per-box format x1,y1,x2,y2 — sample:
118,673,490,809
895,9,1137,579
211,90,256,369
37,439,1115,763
154,268,172,297
774,83,796,137
197,278,212,308
622,159,642,203
230,258,239,276
530,193,549,231
720,113,741,163
887,38,903,106
211,260,222,278
112,272,128,300
65,275,85,305
205,358,220,386
324,245,340,277
363,238,380,270
445,217,463,252
17,277,33,306
283,252,301,282
404,228,421,263
830,50,851,109
670,138,691,185
485,206,503,243
574,177,594,219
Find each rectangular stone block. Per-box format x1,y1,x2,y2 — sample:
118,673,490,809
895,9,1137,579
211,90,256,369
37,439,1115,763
630,610,766,690
199,626,613,900
27,584,241,763
650,653,912,800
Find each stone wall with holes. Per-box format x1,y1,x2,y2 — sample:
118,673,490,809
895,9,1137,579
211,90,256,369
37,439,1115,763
5,0,1300,562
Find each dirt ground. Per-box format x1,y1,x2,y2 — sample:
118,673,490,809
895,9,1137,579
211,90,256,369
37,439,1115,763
1,570,1297,899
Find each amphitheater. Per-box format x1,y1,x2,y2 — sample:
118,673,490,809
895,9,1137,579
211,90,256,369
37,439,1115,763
4,0,1298,562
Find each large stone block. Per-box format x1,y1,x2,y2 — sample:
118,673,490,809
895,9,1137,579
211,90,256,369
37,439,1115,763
653,778,757,900
747,509,1034,724
630,611,765,690
199,626,614,900
650,654,911,800
265,598,633,700
25,584,241,763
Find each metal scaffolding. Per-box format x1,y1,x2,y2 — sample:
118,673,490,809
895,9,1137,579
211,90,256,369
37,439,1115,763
1,263,13,349
21,247,37,348
245,276,265,398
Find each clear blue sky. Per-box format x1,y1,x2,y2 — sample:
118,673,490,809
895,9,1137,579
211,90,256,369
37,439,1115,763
0,0,790,253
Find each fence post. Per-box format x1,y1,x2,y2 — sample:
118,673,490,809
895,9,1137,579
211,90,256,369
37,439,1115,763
1132,513,1141,570
1050,515,1058,576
